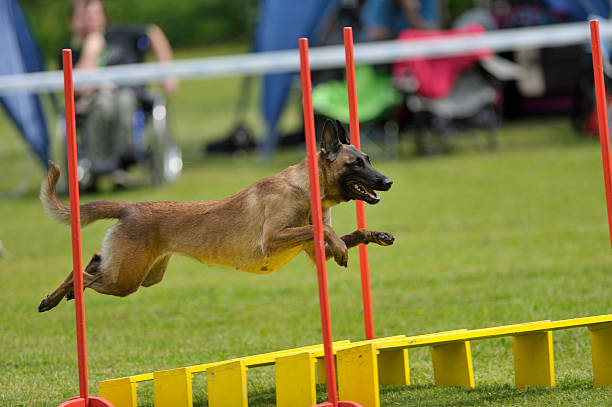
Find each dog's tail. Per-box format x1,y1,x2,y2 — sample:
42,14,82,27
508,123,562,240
40,162,129,227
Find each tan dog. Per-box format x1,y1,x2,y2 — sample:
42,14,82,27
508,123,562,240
38,120,394,312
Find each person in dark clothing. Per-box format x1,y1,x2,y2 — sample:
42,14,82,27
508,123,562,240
61,0,176,189
360,0,440,41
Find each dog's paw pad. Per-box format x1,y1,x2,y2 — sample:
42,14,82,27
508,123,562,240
333,250,349,268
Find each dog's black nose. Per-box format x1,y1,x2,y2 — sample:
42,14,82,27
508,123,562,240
381,177,393,190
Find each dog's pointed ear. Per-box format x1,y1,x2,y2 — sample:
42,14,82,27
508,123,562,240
320,119,341,162
335,120,351,145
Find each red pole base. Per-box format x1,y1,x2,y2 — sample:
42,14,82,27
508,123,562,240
58,396,115,407
313,402,363,407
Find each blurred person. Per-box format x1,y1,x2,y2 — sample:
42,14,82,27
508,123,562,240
360,0,440,41
60,0,177,190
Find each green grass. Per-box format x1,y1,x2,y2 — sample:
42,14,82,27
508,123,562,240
2,47,612,406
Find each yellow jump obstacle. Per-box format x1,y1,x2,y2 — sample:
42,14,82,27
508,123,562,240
99,314,612,407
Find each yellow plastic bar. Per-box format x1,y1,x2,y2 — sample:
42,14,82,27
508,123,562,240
513,331,554,388
589,322,612,387
275,352,317,407
385,322,551,350
207,360,248,407
98,376,147,407
189,340,351,373
153,367,193,407
430,341,475,388
381,316,612,351
377,348,410,386
547,315,612,331
337,343,380,407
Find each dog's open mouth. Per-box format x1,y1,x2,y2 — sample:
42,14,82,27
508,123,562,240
349,181,380,204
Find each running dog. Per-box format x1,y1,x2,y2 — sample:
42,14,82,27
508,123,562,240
38,120,394,312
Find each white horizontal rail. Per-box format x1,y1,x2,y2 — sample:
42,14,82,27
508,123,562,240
0,21,610,95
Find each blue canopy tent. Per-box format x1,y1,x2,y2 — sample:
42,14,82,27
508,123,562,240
0,0,50,169
255,0,339,156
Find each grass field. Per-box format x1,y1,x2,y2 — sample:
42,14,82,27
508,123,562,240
2,47,612,406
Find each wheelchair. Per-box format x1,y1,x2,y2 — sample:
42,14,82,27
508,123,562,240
56,90,182,191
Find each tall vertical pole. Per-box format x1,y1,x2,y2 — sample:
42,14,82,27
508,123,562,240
298,38,339,407
590,20,612,253
62,49,89,403
58,49,114,407
343,27,375,340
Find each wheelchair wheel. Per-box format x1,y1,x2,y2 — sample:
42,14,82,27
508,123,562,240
147,96,182,186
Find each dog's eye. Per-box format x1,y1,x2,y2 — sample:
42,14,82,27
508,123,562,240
352,158,363,168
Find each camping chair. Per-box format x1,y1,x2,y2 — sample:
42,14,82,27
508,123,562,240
390,24,519,155
312,64,403,157
394,65,501,155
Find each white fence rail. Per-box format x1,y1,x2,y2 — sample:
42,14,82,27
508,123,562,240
0,21,610,95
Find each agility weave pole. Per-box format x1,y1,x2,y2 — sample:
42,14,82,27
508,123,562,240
298,36,362,407
590,19,612,253
57,49,113,407
343,27,375,341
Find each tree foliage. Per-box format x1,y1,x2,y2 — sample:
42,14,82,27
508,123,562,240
20,0,258,61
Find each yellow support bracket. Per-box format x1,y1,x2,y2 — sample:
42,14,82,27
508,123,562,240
513,331,554,388
275,351,317,407
316,355,328,384
319,335,406,385
153,367,194,407
589,322,612,387
337,343,380,407
430,341,475,388
208,360,248,407
99,376,146,407
377,348,410,386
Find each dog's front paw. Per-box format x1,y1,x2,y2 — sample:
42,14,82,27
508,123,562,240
332,241,349,268
371,231,394,246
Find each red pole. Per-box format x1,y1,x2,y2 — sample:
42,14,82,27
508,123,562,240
298,38,362,407
58,49,114,407
590,20,612,253
298,37,339,407
343,27,375,340
63,49,89,403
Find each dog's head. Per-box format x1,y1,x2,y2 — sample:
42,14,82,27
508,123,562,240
319,119,392,205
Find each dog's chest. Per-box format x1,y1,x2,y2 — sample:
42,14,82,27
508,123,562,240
258,246,303,274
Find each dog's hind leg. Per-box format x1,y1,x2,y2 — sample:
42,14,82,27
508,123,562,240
66,252,103,300
38,267,101,312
